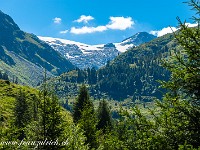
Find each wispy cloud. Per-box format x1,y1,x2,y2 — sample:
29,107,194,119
60,30,68,34
53,17,62,24
69,16,134,34
106,17,134,30
74,15,94,23
150,23,198,37
70,26,107,34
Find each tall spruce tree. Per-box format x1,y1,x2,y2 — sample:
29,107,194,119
97,100,112,133
158,0,200,148
72,84,98,148
0,71,2,79
14,89,30,140
72,84,93,123
78,104,97,149
36,71,64,150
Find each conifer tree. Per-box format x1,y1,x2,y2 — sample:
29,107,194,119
158,0,200,148
36,70,64,150
72,84,93,123
0,71,2,79
90,67,97,84
14,89,30,140
97,100,112,133
78,104,97,149
72,84,98,148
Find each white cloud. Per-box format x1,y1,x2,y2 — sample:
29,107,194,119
70,16,135,34
150,23,198,37
53,17,62,24
185,23,198,27
70,26,107,34
106,17,134,30
75,15,94,23
60,30,68,34
150,27,177,37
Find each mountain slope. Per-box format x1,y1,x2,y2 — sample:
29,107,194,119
39,32,156,69
121,32,157,46
44,33,176,101
0,10,75,86
95,33,175,100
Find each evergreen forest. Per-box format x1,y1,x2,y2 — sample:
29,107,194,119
0,0,200,149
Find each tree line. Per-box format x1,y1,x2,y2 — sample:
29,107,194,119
0,0,200,149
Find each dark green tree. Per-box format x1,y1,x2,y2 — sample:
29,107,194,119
2,72,9,80
0,71,2,79
78,104,97,149
97,100,112,133
72,84,93,123
77,68,85,83
72,84,98,148
90,67,97,84
32,94,39,121
36,91,65,150
34,70,65,150
158,0,200,148
87,68,91,84
14,89,30,140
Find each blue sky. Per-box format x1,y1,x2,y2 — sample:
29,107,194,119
0,0,195,44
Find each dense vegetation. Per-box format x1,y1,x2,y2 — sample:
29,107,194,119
45,32,174,102
0,0,200,149
0,79,89,149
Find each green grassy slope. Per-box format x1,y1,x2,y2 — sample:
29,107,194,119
0,10,75,86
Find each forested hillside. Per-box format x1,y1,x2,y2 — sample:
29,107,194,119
0,79,89,149
0,0,200,149
95,33,175,100
45,32,176,101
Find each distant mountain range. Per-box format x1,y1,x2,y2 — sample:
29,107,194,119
0,10,74,86
39,32,156,69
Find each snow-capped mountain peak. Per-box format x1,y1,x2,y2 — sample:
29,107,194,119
38,36,104,54
38,32,156,69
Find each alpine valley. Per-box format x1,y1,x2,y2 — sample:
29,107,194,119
0,9,173,100
1,1,200,149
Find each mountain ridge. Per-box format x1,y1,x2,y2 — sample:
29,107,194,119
0,10,75,86
39,32,156,69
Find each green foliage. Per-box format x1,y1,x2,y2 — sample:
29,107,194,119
78,105,97,149
14,89,31,140
38,92,64,149
97,1,200,150
97,100,112,133
61,124,89,150
45,33,175,102
72,84,98,148
157,7,200,147
1,1,200,150
0,80,88,149
73,84,93,123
